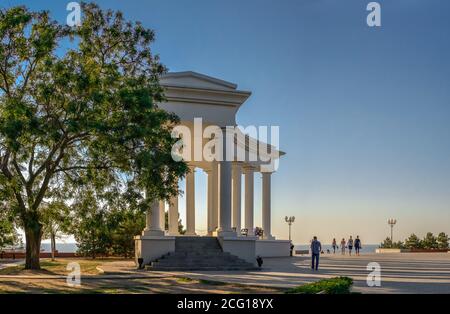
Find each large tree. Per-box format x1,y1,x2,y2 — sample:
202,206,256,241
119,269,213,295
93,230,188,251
0,4,187,269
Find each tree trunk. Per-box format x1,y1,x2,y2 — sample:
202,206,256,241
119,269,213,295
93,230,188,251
24,225,43,270
51,232,56,261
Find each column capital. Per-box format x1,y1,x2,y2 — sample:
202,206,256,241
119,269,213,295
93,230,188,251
232,161,243,168
242,165,256,173
188,164,196,172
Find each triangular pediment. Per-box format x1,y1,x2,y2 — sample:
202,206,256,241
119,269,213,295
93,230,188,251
160,71,238,91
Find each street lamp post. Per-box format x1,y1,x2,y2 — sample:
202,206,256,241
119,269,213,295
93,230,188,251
285,216,295,242
387,218,397,243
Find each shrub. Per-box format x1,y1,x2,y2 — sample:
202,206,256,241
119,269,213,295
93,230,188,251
437,232,449,250
380,238,404,249
422,232,438,249
286,277,353,294
405,234,422,249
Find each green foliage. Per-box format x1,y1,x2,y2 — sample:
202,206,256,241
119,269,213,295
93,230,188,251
108,208,145,258
0,3,187,268
422,232,438,249
380,237,404,249
404,234,422,249
0,210,20,249
382,232,449,250
41,200,71,259
286,277,353,294
41,201,71,239
164,211,185,235
437,232,449,250
70,190,111,258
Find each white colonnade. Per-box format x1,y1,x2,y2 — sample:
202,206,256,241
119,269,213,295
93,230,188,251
144,166,274,240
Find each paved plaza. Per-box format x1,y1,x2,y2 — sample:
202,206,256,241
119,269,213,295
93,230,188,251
2,253,449,293
151,253,450,294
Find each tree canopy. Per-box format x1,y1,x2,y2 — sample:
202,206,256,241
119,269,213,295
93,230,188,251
0,3,187,269
0,209,20,249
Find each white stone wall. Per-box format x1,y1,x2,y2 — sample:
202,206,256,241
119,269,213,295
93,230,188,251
135,236,175,265
255,240,291,257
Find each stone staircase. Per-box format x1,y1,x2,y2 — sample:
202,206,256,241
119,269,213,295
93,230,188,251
146,236,257,271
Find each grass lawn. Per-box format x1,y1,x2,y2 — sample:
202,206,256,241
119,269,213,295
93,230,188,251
0,258,115,276
0,259,283,294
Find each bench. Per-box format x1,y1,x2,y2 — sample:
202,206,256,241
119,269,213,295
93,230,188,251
295,250,309,255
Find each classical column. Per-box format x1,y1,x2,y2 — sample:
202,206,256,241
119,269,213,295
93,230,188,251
159,200,165,232
244,167,254,232
262,172,274,239
211,161,219,232
145,206,151,231
205,169,214,235
143,199,164,236
232,163,242,233
185,165,196,235
217,130,235,237
168,195,179,235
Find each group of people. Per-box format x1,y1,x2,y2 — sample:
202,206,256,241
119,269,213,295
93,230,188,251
332,236,362,256
309,235,362,271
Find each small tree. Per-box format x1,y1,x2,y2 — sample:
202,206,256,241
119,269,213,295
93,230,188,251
108,208,145,258
41,200,71,260
437,232,449,250
404,234,422,249
380,237,403,249
422,232,438,249
70,190,111,259
380,237,392,248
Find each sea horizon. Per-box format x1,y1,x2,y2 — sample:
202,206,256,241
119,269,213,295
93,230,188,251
34,242,381,254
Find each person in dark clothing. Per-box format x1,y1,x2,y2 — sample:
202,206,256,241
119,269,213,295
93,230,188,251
310,236,322,270
256,255,263,268
290,244,294,257
332,238,337,254
354,236,362,256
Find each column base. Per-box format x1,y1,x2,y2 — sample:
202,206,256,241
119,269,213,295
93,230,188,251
184,232,197,236
214,230,237,238
142,229,165,236
263,235,275,240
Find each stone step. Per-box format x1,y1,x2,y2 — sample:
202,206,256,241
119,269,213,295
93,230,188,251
153,258,251,265
164,254,233,258
152,262,252,268
155,255,249,262
146,265,258,271
146,236,256,271
170,249,225,254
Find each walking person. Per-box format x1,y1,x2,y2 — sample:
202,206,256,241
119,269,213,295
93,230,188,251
340,238,346,255
332,238,337,254
354,236,362,256
310,236,322,271
347,236,354,256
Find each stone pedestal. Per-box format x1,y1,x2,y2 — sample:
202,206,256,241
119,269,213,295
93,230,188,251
134,235,175,265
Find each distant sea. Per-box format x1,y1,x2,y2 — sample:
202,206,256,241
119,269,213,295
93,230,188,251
295,244,379,254
39,243,379,254
40,243,78,253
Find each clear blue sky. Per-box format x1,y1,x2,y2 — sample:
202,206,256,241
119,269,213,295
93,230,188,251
4,0,450,244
